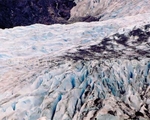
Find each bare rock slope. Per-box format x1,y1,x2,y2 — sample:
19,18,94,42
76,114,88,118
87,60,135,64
0,0,76,29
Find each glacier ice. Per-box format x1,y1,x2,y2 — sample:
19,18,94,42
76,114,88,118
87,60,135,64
0,58,150,119
0,13,150,120
70,0,150,23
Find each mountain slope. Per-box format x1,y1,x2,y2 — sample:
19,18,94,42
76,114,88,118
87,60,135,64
0,0,76,29
1,0,150,28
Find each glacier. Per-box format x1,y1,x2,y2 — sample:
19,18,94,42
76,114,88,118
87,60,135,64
70,0,150,22
0,13,150,120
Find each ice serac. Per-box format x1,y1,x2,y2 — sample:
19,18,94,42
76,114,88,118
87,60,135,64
1,58,150,119
69,0,150,22
0,11,150,120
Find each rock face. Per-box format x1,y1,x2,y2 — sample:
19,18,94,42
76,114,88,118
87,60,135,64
0,0,76,29
0,12,150,119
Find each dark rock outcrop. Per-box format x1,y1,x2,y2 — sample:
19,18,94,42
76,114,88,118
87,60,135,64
0,0,76,29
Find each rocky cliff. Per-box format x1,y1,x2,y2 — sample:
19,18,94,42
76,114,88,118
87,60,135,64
0,0,76,29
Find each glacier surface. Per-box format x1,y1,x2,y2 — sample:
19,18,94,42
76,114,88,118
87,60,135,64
0,13,150,120
70,0,150,22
